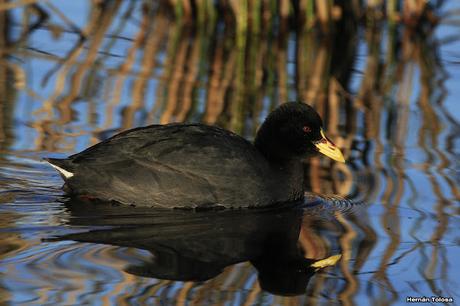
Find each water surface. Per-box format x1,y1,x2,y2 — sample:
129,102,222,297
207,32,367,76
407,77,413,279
0,1,459,305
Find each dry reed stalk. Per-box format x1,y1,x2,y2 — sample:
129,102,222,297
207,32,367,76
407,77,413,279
298,220,328,259
276,38,288,105
123,8,164,128
103,4,149,132
403,0,418,22
136,279,173,304
335,211,358,306
279,0,289,29
56,1,122,124
327,78,339,138
0,0,41,12
45,2,83,35
182,0,192,20
413,35,454,286
168,0,182,19
305,270,327,305
356,27,382,110
328,79,353,196
315,0,331,33
309,157,322,193
190,264,243,305
371,33,407,288
250,32,268,136
348,214,378,272
204,36,225,124
386,0,397,23
249,0,261,34
176,281,195,305
204,43,237,124
295,29,310,102
188,279,209,305
229,49,248,133
175,29,201,121
214,49,237,119
227,0,246,48
304,41,329,108
153,20,181,123
160,26,189,124
418,41,460,200
241,282,261,306
221,263,256,295
35,44,83,131
374,202,401,299
298,0,307,25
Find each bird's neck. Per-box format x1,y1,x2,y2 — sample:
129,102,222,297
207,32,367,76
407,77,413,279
271,159,305,202
254,128,305,201
254,124,293,163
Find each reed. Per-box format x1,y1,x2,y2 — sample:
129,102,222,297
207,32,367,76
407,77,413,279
162,0,437,33
1,1,446,193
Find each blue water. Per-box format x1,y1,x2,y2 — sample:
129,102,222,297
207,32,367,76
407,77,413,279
0,1,459,305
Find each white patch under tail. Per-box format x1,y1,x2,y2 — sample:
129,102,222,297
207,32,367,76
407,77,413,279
47,161,74,179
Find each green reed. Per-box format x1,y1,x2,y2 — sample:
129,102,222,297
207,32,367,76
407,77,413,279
162,0,437,32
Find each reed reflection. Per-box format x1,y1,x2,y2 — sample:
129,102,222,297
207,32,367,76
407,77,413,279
0,0,458,305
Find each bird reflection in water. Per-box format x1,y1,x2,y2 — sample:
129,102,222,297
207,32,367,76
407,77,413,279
49,195,358,296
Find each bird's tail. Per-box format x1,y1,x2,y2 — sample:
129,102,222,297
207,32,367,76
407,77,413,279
44,158,75,179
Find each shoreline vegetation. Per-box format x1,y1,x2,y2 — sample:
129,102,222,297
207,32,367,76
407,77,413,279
159,0,439,32
0,1,453,198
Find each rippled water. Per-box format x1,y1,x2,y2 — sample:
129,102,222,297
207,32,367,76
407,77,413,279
1,1,460,305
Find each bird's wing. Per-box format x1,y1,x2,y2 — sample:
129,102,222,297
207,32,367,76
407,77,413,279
59,124,271,207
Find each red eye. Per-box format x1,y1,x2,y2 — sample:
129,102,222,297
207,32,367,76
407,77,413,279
303,126,311,133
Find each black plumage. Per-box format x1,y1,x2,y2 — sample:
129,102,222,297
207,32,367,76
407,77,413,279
46,102,344,208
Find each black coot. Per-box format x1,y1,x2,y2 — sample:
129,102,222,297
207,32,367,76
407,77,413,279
46,102,345,208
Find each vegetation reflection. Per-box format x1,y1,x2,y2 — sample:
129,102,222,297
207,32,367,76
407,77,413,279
0,0,458,304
